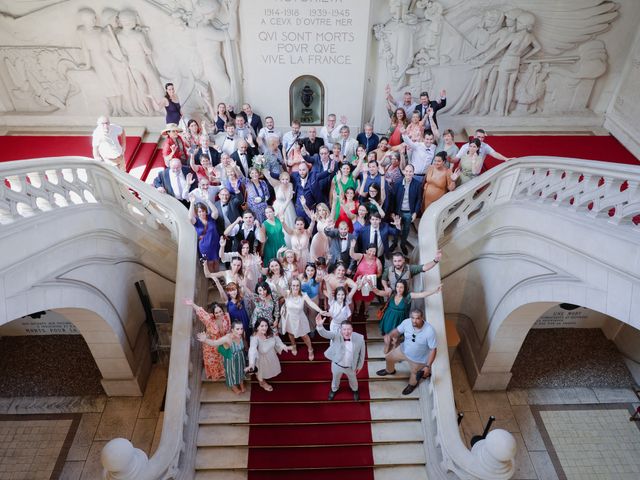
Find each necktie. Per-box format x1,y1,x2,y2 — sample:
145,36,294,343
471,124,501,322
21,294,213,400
373,229,379,255
176,173,183,199
341,139,346,155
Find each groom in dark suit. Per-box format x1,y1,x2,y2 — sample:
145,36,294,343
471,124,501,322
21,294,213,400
316,318,366,401
356,212,401,262
290,162,333,224
324,221,357,273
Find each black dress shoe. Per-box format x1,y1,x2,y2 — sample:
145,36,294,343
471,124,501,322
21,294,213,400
376,369,396,376
352,389,360,401
402,384,417,395
328,389,338,400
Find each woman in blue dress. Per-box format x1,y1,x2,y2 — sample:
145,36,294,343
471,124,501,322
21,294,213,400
299,263,320,333
189,202,220,271
224,282,252,342
148,82,183,124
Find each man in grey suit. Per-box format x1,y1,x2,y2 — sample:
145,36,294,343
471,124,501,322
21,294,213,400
316,318,366,401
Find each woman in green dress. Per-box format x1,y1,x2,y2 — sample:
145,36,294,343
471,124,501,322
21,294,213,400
372,279,443,353
197,320,247,394
260,205,286,266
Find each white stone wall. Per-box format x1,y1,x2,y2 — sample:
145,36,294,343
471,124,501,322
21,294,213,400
0,0,638,135
604,26,640,158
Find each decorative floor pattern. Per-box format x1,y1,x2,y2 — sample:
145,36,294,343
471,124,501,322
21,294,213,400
0,414,80,480
532,404,640,480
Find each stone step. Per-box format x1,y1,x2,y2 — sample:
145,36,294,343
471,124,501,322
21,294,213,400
195,441,425,471
367,342,387,359
200,382,252,402
195,446,248,470
367,360,412,379
199,403,250,424
374,465,428,480
369,380,419,399
197,425,250,447
195,471,247,480
195,466,428,480
370,399,421,421
373,442,426,465
371,421,424,443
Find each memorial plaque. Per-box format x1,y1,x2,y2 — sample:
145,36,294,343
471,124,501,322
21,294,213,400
240,0,371,129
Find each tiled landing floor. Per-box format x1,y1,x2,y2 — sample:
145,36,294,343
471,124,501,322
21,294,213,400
534,405,640,480
0,415,79,480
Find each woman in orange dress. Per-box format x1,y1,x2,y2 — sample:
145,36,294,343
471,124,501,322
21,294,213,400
186,299,231,380
422,151,456,215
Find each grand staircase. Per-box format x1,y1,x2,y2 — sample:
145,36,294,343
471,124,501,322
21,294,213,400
194,304,429,479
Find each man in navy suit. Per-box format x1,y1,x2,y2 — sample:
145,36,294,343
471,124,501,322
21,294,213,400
356,212,401,263
239,103,263,135
193,136,220,166
291,161,333,223
153,158,196,208
391,164,423,255
356,123,380,153
414,90,447,129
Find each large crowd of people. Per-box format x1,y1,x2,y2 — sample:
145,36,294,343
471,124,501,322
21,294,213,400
92,82,515,399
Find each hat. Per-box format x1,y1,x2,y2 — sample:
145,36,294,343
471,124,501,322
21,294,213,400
162,123,183,134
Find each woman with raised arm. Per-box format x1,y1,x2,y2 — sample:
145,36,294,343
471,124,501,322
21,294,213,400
277,247,299,283
308,202,332,263
219,238,262,293
405,111,425,142
264,170,296,242
196,320,246,394
247,318,292,392
265,258,289,297
148,82,183,125
319,286,355,334
280,213,315,272
280,278,326,360
247,281,281,334
352,204,369,238
452,138,483,184
186,300,230,380
358,178,386,218
371,279,442,353
349,240,383,316
224,167,246,202
189,202,220,271
260,206,287,267
204,255,245,292
334,187,358,233
299,262,321,331
286,139,308,174
183,119,203,151
387,107,408,147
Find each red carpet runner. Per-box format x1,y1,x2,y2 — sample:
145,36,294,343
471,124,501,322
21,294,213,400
247,316,375,480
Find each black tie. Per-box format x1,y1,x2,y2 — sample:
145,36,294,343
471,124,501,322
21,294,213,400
373,229,379,256
227,137,234,141
344,338,351,342
268,130,274,133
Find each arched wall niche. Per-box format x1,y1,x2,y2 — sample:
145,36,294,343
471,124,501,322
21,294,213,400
289,75,325,126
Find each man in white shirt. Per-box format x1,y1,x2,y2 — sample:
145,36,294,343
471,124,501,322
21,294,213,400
402,130,436,181
319,113,342,150
377,309,437,395
215,123,241,156
454,128,512,170
188,176,220,211
257,116,282,153
92,116,126,169
224,210,265,253
316,318,366,401
282,119,302,158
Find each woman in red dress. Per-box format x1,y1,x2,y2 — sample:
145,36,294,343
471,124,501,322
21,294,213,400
349,240,383,316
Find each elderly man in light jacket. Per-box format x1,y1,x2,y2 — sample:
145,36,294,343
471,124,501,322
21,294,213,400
316,317,366,401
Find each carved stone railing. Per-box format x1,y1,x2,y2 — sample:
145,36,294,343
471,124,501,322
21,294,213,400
0,157,197,480
414,156,640,479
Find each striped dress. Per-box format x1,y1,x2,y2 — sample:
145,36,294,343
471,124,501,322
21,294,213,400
218,339,246,387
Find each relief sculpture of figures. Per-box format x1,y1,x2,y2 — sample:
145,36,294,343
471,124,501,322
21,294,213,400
446,0,618,116
374,0,619,119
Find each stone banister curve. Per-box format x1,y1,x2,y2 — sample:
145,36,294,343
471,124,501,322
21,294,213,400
415,156,639,479
0,157,197,480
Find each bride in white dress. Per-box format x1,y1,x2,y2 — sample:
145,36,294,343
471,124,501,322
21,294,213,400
265,171,297,247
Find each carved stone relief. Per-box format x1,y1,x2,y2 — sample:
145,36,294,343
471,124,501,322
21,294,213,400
373,0,619,118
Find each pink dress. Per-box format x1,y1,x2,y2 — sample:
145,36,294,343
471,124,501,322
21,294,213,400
353,257,379,302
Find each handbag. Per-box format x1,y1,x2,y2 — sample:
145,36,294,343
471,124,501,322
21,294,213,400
376,300,389,320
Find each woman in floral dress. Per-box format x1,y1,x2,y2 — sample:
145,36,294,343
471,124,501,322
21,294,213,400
246,167,270,223
186,300,230,380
